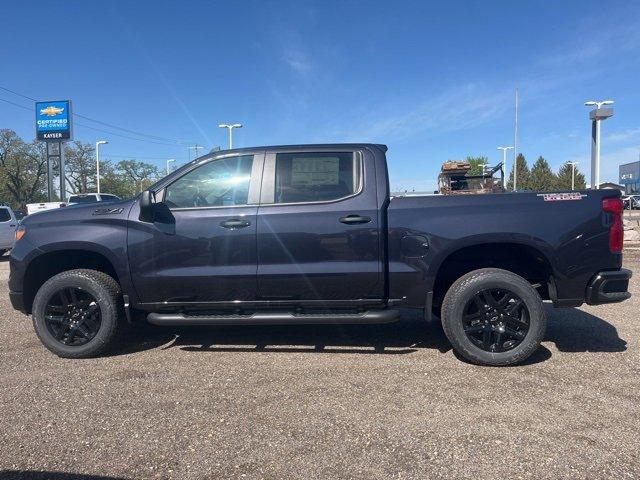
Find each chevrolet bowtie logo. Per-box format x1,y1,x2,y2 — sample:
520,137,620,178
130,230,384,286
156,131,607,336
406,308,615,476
40,106,64,117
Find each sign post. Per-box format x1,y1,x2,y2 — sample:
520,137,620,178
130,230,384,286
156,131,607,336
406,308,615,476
35,100,73,202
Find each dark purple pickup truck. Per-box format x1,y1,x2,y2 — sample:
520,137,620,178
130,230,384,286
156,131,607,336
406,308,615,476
9,144,632,365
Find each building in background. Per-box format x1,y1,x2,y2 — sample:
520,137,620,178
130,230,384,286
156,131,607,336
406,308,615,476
619,161,640,194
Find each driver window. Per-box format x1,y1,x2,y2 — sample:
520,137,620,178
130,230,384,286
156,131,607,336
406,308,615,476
164,155,253,208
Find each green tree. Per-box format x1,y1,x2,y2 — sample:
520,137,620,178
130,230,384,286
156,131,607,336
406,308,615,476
506,153,530,191
64,141,96,194
0,129,48,210
98,159,162,199
118,159,162,194
556,162,587,190
466,156,489,175
98,160,136,199
529,156,558,192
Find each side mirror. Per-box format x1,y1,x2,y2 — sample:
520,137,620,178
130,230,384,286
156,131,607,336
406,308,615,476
139,190,155,222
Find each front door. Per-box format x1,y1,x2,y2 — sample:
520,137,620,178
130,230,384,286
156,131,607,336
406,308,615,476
256,149,383,302
128,152,263,305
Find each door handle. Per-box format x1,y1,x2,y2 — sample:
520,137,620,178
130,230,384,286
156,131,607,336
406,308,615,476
220,218,251,229
339,214,371,225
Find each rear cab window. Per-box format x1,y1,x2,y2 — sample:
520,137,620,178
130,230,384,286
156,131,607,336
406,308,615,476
273,152,360,204
99,194,119,202
69,196,98,204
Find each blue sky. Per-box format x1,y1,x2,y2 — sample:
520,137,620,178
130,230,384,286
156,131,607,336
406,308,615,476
2,0,640,191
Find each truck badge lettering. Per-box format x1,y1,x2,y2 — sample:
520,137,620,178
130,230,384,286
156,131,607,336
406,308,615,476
537,193,586,202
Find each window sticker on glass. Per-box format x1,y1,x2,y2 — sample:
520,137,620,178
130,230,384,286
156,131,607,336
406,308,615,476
291,157,340,186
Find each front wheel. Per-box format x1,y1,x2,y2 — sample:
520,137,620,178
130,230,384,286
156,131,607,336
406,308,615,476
32,269,123,358
441,268,547,366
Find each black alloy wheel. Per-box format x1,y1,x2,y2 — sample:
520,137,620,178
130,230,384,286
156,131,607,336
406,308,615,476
44,287,102,346
461,288,530,353
441,268,546,366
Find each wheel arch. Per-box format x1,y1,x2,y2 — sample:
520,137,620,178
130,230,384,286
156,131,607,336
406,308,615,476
22,246,122,314
429,239,555,316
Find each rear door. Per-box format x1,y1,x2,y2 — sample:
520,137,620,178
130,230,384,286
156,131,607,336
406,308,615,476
256,148,383,302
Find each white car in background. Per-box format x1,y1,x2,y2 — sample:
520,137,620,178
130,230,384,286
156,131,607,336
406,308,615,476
26,202,67,215
67,193,120,204
0,206,18,256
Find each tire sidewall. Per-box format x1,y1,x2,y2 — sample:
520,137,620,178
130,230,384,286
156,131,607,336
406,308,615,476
32,272,118,358
443,269,546,366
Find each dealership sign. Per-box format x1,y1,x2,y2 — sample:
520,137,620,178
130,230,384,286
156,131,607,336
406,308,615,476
35,100,73,141
619,161,640,185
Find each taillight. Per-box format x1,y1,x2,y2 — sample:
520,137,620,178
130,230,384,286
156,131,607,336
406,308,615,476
15,225,26,241
602,197,623,253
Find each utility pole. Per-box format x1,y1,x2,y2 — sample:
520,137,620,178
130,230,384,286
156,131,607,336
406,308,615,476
188,144,205,162
513,88,519,191
218,124,243,149
95,140,108,194
584,100,614,189
497,146,514,189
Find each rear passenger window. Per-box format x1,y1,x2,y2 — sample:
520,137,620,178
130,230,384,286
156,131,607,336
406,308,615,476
274,152,359,203
0,209,11,222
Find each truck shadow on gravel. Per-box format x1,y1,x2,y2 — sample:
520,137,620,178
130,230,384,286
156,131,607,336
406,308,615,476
543,305,627,353
113,306,626,363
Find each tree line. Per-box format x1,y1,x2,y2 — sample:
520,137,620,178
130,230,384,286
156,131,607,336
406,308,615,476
0,129,165,211
466,154,586,191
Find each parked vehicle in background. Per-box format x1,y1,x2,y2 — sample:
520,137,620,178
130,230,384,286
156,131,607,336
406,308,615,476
438,160,504,195
0,206,18,255
622,195,640,210
14,211,26,222
8,144,632,366
67,193,121,204
25,202,66,216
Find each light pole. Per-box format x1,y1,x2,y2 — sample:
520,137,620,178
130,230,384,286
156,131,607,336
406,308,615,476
166,158,175,175
584,100,614,189
497,146,514,189
95,140,108,193
566,161,579,190
218,123,242,149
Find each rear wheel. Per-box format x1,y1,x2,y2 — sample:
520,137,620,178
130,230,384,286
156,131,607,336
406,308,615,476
441,268,546,366
32,269,123,358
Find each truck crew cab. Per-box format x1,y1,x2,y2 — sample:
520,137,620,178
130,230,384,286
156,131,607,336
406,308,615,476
8,144,632,366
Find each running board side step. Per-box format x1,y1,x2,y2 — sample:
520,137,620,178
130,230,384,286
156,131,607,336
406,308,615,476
146,310,400,326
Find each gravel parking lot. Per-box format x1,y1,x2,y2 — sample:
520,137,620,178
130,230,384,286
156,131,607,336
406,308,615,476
1,253,639,480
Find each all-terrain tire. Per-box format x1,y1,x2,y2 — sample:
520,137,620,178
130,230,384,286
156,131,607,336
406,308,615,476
441,268,546,366
32,269,123,358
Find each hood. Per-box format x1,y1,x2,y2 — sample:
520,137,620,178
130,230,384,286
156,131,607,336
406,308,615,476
22,198,136,226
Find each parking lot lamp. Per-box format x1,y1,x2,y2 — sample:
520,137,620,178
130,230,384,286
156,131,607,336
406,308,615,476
497,146,514,189
566,161,579,190
584,100,614,189
166,158,175,175
218,123,242,149
95,140,108,193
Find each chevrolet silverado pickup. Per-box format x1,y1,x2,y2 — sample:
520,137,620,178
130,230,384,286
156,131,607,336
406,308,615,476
8,144,632,365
